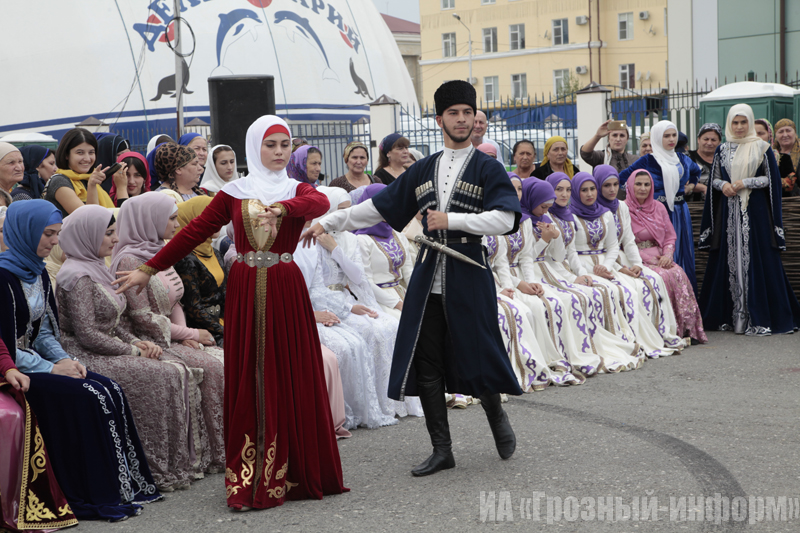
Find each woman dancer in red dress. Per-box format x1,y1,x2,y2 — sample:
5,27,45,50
115,116,347,510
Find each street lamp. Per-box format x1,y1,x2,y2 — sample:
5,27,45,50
452,13,473,85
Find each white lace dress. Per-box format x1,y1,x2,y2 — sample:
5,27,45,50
318,231,422,418
295,241,398,429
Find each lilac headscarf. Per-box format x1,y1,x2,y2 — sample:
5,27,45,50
507,171,521,182
593,164,620,213
569,172,609,221
519,178,555,225
353,183,393,239
287,145,320,186
57,205,125,307
545,172,574,222
109,192,178,275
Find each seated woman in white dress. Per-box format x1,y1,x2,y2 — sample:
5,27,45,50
353,184,415,320
514,177,644,373
484,229,581,388
314,186,422,418
295,224,398,430
568,172,673,360
594,165,685,354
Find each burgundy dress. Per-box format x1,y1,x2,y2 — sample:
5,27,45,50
0,339,78,532
142,186,348,509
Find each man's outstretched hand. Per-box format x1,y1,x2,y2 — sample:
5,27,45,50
301,223,326,248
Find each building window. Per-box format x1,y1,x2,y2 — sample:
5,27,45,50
509,24,525,50
511,74,527,100
620,63,635,89
553,69,570,93
481,0,496,4
483,27,497,53
442,33,457,58
484,76,499,102
552,18,568,46
618,12,633,40
441,0,455,9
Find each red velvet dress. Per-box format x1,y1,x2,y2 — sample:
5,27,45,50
144,185,348,509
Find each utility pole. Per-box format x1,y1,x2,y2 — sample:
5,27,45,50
452,13,473,85
173,0,184,137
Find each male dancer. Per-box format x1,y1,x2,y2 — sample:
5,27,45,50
304,80,523,476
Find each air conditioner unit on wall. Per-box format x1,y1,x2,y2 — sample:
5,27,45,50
576,15,588,25
639,11,649,20
576,66,588,75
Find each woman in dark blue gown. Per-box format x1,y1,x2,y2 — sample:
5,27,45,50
0,200,161,520
620,121,702,292
698,104,800,335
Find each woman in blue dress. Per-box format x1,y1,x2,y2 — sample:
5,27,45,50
0,200,161,521
620,121,701,292
698,104,800,335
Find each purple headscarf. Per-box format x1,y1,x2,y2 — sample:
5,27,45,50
57,205,125,307
519,178,556,225
109,192,178,275
545,172,574,222
569,172,609,221
507,171,521,181
353,183,393,239
593,164,620,213
287,145,320,186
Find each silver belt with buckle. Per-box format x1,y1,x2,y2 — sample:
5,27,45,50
236,251,293,268
327,284,345,291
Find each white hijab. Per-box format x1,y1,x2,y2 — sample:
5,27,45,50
222,115,299,205
146,135,163,155
201,144,239,193
725,104,770,211
650,120,682,212
316,186,351,217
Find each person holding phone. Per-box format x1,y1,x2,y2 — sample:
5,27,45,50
580,120,637,198
43,128,117,217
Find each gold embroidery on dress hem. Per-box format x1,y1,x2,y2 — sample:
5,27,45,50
58,504,73,516
266,479,298,499
275,461,287,480
263,434,277,486
227,434,255,499
225,468,238,483
26,490,57,522
30,426,46,482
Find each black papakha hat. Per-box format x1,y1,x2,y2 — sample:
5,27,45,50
434,80,477,116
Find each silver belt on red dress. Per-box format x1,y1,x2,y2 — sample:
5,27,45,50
236,251,293,268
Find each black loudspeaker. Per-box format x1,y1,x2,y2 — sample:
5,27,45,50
208,75,275,173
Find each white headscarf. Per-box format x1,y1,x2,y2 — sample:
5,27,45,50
201,144,239,193
221,115,299,205
146,135,163,155
317,186,352,215
650,120,682,211
725,104,770,211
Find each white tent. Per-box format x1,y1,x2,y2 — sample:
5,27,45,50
0,0,417,136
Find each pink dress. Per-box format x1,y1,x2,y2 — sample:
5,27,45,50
633,226,707,342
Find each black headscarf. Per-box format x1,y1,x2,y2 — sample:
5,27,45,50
18,145,51,200
96,134,130,193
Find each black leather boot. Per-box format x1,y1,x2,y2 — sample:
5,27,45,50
479,393,516,460
411,378,455,477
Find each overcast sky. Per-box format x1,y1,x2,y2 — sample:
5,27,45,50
371,0,420,23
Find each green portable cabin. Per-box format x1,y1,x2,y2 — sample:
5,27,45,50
699,82,795,138
794,89,800,127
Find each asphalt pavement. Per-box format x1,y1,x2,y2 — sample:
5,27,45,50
73,331,799,532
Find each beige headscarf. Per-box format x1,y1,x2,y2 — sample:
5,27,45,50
725,104,770,211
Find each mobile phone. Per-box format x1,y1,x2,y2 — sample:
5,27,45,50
104,163,122,178
609,120,627,130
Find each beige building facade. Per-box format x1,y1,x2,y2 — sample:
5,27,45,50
382,14,424,106
419,0,669,105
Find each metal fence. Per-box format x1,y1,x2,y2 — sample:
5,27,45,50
398,94,579,169
287,120,372,184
